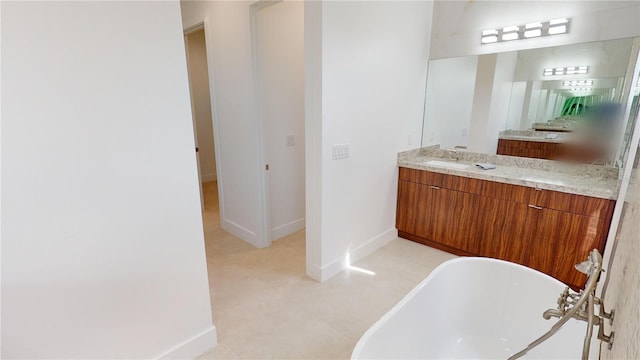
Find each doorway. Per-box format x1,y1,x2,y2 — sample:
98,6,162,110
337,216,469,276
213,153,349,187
253,0,306,243
184,28,218,213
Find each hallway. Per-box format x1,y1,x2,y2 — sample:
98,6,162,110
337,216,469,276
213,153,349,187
199,181,456,359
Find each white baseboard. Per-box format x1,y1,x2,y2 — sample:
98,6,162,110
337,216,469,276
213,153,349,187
319,257,347,282
319,228,398,282
271,218,305,240
306,262,322,282
201,173,217,182
157,326,217,359
221,218,264,248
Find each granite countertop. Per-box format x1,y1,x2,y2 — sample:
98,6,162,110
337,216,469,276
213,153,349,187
398,147,620,200
499,130,574,144
531,123,576,132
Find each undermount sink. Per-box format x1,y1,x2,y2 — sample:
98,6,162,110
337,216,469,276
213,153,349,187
423,160,470,170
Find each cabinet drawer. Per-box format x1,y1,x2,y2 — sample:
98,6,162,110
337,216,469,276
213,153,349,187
399,167,444,187
400,168,484,194
442,174,483,194
499,139,555,150
540,190,615,219
479,180,614,217
480,180,543,205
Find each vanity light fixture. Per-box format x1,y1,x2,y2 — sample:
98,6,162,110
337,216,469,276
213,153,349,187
543,66,589,76
481,18,571,44
563,80,593,87
566,67,578,75
524,22,542,38
502,26,520,41
548,18,569,35
481,29,499,44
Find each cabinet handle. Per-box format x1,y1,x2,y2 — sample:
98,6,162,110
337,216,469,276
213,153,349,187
528,204,543,210
430,185,441,190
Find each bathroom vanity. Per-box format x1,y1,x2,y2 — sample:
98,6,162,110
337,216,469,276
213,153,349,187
496,130,570,160
496,130,610,164
396,148,618,290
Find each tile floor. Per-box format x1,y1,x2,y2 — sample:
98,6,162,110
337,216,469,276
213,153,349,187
197,181,457,359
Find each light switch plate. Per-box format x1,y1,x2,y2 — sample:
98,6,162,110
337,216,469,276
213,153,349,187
332,144,350,160
286,134,295,147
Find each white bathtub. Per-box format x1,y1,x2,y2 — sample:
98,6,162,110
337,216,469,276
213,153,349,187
352,257,587,359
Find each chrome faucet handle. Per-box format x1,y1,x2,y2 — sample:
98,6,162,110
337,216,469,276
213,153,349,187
575,259,593,275
575,249,603,277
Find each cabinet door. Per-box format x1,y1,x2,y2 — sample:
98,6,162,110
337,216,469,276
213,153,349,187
412,183,443,240
528,208,608,288
397,180,442,239
433,188,479,254
396,180,419,235
397,179,479,254
476,196,540,267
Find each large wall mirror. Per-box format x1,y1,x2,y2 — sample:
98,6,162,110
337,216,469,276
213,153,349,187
421,37,640,169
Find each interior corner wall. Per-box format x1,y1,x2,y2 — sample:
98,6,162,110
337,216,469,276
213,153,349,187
186,29,217,182
304,0,323,281
467,54,498,153
180,1,265,247
1,1,215,358
318,1,433,281
483,51,519,153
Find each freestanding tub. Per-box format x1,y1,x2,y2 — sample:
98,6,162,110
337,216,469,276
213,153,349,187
352,257,588,359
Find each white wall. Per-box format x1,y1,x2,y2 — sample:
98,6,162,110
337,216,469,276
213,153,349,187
527,82,544,126
186,29,217,182
257,1,306,240
483,51,519,153
506,81,526,130
180,1,267,247
2,1,215,358
304,0,323,280
422,56,478,148
431,1,640,59
315,1,433,280
467,54,498,152
469,52,517,154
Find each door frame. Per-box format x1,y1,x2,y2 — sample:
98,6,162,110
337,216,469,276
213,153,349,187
181,4,320,277
183,19,225,222
249,0,284,248
183,31,205,211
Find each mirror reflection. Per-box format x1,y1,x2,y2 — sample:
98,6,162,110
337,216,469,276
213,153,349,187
421,37,640,167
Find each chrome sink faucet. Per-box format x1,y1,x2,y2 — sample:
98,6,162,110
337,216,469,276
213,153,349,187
445,148,459,161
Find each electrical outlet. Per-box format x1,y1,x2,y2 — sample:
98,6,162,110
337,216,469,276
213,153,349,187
286,134,295,147
332,144,350,160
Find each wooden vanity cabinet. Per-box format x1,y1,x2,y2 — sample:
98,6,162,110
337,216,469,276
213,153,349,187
397,168,481,254
497,139,602,164
396,167,615,290
497,139,558,159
